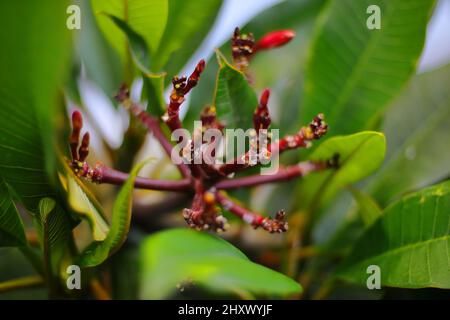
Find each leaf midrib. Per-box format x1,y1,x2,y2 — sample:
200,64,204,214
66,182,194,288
341,233,449,276
325,2,398,125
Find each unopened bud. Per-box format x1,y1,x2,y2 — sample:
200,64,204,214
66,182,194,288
255,30,295,51
70,111,83,160
78,132,90,162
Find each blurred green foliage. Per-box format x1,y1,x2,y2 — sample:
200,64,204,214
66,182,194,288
0,0,449,300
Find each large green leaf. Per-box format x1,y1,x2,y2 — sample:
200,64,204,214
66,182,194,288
103,14,151,73
78,0,123,98
139,228,302,299
142,73,167,116
368,64,450,206
37,198,72,280
91,0,168,63
297,132,386,213
103,14,167,116
0,177,26,247
153,0,222,75
77,160,148,267
58,160,109,242
301,0,435,136
213,52,259,129
349,187,382,227
0,1,71,212
245,0,326,38
336,180,450,288
315,64,450,255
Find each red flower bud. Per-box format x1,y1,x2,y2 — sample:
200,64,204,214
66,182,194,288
255,30,296,51
254,88,271,130
70,111,83,161
78,132,90,162
259,88,270,107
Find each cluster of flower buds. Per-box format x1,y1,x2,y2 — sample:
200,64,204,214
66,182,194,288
261,210,288,233
68,111,103,182
68,27,338,235
165,59,206,132
273,113,328,153
253,89,271,130
232,27,296,72
183,188,228,232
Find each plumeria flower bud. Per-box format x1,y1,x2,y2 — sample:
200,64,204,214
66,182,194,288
253,88,271,130
70,110,83,161
255,30,296,51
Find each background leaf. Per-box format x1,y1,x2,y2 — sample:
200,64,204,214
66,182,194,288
139,229,302,299
301,0,435,136
313,64,450,255
368,63,450,206
103,14,167,116
77,160,148,267
103,14,151,73
0,0,71,212
349,187,382,227
153,0,223,75
336,180,450,288
77,0,123,98
142,73,167,116
91,0,168,62
0,177,26,247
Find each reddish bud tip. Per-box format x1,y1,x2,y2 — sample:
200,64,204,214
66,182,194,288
255,30,296,51
78,132,90,162
81,132,90,148
254,89,271,130
114,83,130,103
72,111,83,130
260,89,271,107
197,59,206,73
70,111,83,161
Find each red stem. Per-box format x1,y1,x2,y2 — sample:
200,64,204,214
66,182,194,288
130,105,191,178
100,166,191,192
214,191,265,227
216,162,325,190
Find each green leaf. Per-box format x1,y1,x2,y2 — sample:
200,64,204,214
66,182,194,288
213,52,259,129
37,198,72,279
336,180,450,288
77,160,149,267
368,63,450,206
58,160,109,242
153,0,223,75
349,187,382,227
0,177,26,247
0,1,71,212
298,131,386,212
315,64,450,256
103,14,151,73
78,0,123,98
244,0,326,38
91,0,168,62
142,73,167,116
139,229,302,299
301,0,435,136
104,14,167,116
